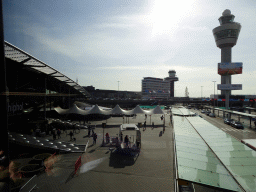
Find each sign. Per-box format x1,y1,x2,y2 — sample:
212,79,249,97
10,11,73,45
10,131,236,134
218,62,243,75
217,84,242,90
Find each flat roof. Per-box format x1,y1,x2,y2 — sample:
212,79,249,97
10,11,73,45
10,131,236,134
173,116,241,191
187,116,256,191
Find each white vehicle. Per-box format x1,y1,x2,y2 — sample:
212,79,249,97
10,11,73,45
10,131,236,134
118,124,141,153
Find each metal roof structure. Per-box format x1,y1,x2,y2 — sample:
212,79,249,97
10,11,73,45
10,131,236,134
206,106,256,119
4,41,90,97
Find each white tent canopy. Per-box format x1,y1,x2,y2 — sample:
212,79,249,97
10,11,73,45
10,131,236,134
55,104,165,116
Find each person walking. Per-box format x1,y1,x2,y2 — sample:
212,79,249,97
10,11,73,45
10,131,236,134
124,135,129,147
93,133,97,145
57,129,61,139
53,130,56,140
143,121,146,131
69,131,74,141
120,132,123,142
88,126,91,137
106,132,110,144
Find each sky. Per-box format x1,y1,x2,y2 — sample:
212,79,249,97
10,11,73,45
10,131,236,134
3,0,256,97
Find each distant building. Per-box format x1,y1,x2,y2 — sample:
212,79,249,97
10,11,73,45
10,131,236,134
142,70,179,99
83,86,141,99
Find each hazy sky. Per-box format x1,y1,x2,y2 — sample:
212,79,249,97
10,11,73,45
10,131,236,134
3,0,256,97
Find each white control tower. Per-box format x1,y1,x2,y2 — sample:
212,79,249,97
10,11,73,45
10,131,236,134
212,10,242,109
164,70,179,97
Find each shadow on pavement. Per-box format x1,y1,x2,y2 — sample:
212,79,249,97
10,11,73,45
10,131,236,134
65,170,76,184
109,150,139,168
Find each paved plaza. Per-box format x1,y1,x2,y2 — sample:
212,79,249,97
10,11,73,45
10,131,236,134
34,113,175,192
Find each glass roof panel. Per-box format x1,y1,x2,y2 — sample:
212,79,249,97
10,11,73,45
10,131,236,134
5,49,29,62
215,150,256,158
178,158,229,175
173,115,242,191
234,175,256,192
208,141,242,146
185,116,256,191
221,157,256,166
177,151,220,164
176,145,216,157
178,165,241,192
211,145,252,152
176,142,209,150
54,76,70,81
23,59,45,67
228,165,256,176
32,67,56,74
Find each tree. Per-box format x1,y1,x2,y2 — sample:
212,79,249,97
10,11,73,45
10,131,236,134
185,87,189,97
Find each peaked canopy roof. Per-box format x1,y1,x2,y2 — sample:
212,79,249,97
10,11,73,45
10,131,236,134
54,104,165,116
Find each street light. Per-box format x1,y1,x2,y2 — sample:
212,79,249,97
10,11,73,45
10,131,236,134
201,86,203,108
212,81,216,113
117,81,120,100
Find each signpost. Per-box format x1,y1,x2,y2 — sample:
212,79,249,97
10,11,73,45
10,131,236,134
217,84,242,90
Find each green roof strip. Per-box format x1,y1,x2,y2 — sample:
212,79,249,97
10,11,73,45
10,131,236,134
186,116,256,192
173,115,242,191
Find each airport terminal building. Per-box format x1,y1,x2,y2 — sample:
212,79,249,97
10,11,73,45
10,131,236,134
4,41,90,131
142,70,179,99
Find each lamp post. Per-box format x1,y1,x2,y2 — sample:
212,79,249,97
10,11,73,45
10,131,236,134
201,86,203,107
117,81,120,100
213,81,216,113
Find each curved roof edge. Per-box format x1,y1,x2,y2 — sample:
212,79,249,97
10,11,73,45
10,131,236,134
4,41,90,97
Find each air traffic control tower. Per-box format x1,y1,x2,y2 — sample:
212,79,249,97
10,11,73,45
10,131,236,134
164,70,179,97
213,9,242,109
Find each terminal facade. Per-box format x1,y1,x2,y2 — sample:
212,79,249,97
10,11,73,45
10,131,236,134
141,70,179,100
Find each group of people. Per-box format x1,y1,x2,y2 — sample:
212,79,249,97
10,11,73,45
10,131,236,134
52,129,62,140
87,126,98,144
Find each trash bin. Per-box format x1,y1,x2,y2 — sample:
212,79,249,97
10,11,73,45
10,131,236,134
138,123,142,128
102,123,106,128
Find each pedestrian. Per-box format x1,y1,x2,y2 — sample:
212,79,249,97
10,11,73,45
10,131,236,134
152,122,154,129
57,129,61,139
69,131,73,141
106,132,110,144
115,137,120,147
88,126,91,137
143,121,146,131
124,135,129,147
145,114,147,119
53,130,56,140
120,132,123,142
93,133,97,145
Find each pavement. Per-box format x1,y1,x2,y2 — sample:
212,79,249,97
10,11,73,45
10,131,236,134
192,108,256,141
29,113,176,192
6,110,238,191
